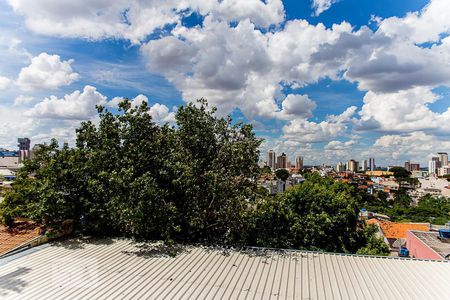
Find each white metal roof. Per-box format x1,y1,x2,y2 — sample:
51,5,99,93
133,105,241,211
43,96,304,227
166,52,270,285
1,238,450,299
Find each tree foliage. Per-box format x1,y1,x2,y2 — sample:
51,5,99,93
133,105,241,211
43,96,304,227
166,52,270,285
1,99,262,244
1,99,377,254
389,167,411,180
244,173,364,253
357,224,389,256
275,168,290,181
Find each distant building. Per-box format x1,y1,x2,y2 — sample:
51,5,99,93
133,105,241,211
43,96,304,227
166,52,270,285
336,162,346,172
346,159,358,173
276,153,287,169
429,157,439,175
438,166,450,177
365,170,393,177
411,170,428,179
295,155,303,171
410,163,420,171
367,219,430,251
438,152,448,167
369,157,376,171
407,230,450,260
0,151,20,169
404,161,420,172
18,137,31,162
267,150,276,170
361,160,368,171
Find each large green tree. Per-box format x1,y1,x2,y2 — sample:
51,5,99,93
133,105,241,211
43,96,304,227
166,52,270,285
1,99,262,244
244,173,364,252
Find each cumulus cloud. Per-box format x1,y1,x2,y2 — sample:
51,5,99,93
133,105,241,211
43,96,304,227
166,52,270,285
377,0,450,44
142,17,352,119
17,52,79,91
325,140,356,150
372,131,450,164
0,76,11,90
149,103,176,123
26,85,106,120
311,0,337,16
312,25,450,93
282,106,357,143
14,95,34,106
277,94,317,120
356,87,450,134
7,0,284,44
4,0,450,164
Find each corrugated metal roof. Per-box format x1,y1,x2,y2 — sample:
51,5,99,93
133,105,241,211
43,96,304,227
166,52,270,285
1,238,450,299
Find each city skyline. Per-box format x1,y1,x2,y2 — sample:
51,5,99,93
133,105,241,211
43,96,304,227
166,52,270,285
0,0,449,166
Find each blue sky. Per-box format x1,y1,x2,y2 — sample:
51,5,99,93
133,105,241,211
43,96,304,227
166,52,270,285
0,0,449,166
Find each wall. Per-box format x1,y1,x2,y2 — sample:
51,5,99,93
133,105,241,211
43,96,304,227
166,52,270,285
406,231,442,260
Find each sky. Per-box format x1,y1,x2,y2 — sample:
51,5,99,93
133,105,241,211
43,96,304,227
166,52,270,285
0,0,449,167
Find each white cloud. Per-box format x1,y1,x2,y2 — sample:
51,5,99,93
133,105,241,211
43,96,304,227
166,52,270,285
149,103,176,123
7,0,284,44
356,87,450,134
0,76,11,90
14,95,34,106
372,131,450,164
282,106,356,143
377,0,450,44
325,140,356,150
277,94,317,120
311,0,337,16
17,52,79,91
142,17,352,119
26,85,106,120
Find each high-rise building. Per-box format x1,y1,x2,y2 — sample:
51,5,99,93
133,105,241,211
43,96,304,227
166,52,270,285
361,160,368,171
429,157,439,175
336,162,346,172
17,137,31,162
438,166,450,177
346,159,358,173
404,161,420,172
369,158,376,171
267,150,276,170
276,153,287,169
295,155,303,171
438,152,448,167
410,163,420,171
405,161,411,172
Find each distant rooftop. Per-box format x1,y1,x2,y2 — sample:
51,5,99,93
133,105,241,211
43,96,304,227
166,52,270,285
410,230,450,259
1,238,450,299
367,219,429,239
0,221,41,256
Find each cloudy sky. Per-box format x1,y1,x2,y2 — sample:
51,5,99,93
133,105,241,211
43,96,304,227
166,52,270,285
0,0,449,166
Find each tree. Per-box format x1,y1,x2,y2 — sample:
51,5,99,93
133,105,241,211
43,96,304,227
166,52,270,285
245,173,364,253
260,166,272,175
390,167,411,180
393,189,412,208
357,224,389,256
275,169,290,182
1,99,262,245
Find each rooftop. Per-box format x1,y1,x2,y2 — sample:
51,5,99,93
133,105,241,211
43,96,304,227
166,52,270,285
367,219,430,239
1,238,450,299
410,230,450,259
0,221,41,256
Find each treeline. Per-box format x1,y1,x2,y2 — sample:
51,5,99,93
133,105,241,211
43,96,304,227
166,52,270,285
362,190,450,225
1,99,383,254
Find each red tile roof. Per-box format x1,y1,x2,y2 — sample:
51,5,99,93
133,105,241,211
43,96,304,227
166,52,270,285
367,219,430,239
0,221,42,256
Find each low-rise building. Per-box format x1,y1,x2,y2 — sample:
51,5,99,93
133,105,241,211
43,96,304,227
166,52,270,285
367,219,430,251
407,230,450,260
